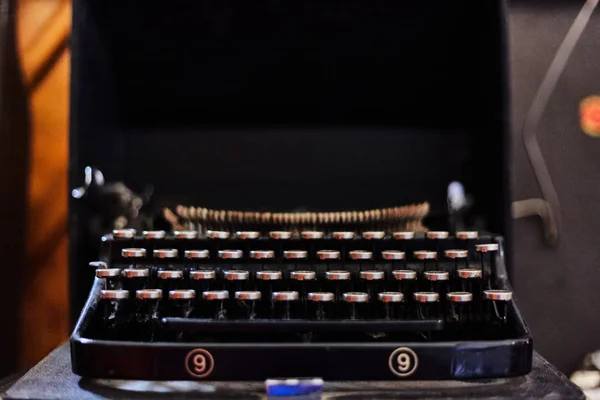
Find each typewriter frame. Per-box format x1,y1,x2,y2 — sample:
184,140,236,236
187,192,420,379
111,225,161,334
71,234,532,380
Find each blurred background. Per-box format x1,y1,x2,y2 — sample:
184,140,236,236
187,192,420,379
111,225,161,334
0,0,600,385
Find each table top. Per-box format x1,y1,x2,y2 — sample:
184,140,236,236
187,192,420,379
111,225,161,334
1,343,584,399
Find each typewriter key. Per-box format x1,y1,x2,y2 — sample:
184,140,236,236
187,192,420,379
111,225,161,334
332,232,355,240
476,243,499,288
291,271,317,306
235,291,262,319
122,268,149,278
153,249,178,259
447,292,473,324
202,290,230,319
456,231,478,240
283,250,308,259
257,270,283,310
301,231,325,239
218,249,243,259
483,289,512,324
424,271,449,296
393,231,415,240
174,230,198,239
143,230,166,239
190,270,216,280
316,250,341,260
382,250,406,272
273,291,300,319
100,290,130,338
343,292,369,320
207,230,230,239
122,248,147,259
223,270,250,293
308,292,334,320
413,292,440,319
168,289,196,321
391,270,417,302
413,250,437,272
157,270,184,292
135,289,163,341
122,268,149,293
113,229,136,239
325,270,352,305
427,231,449,239
362,231,385,240
349,250,373,270
257,270,283,280
270,231,292,240
185,249,210,259
378,292,404,319
445,249,468,277
250,250,275,260
236,231,260,239
96,268,121,289
360,271,384,308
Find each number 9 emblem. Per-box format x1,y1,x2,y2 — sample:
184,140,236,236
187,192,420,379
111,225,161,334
185,348,215,378
388,347,418,377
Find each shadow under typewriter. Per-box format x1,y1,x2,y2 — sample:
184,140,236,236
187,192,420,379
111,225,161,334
71,231,532,381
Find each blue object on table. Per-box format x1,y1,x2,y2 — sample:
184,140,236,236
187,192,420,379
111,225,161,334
265,378,324,397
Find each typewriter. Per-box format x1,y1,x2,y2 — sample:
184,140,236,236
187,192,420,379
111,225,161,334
68,0,531,383
70,202,532,381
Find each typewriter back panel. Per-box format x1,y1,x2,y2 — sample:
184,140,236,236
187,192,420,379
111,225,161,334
70,0,510,233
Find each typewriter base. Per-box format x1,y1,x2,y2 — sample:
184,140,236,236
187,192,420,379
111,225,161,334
2,343,584,399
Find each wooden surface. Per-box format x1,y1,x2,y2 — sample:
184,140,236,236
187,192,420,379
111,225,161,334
16,0,70,371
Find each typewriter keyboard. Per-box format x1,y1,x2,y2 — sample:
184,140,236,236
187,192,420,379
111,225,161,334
71,229,532,381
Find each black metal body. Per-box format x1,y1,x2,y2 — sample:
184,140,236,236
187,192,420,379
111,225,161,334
70,234,532,380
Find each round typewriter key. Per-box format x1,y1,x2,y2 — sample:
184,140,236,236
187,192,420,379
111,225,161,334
236,231,260,239
332,231,355,240
483,289,512,324
157,270,183,279
326,270,351,280
101,289,130,300
360,270,384,306
136,289,163,300
343,292,369,320
447,291,473,325
413,291,440,320
190,270,216,280
424,271,449,281
174,230,198,239
122,268,149,278
122,248,147,258
235,291,262,319
382,250,405,260
113,229,136,239
256,270,283,313
392,270,417,280
301,231,324,239
270,231,292,240
413,250,437,272
391,270,417,306
169,289,196,300
291,270,316,281
349,250,373,260
424,271,449,300
476,243,499,288
382,250,407,274
283,250,308,259
207,230,230,239
250,250,275,260
316,250,340,260
90,261,108,269
257,270,282,280
456,231,478,240
218,249,243,259
427,231,449,239
273,291,300,319
308,292,334,320
100,290,130,338
153,249,178,259
325,270,352,306
96,268,121,278
445,249,469,277
185,249,210,259
393,231,415,240
202,290,229,319
458,268,482,279
143,230,166,239
223,270,249,280
378,292,404,319
362,231,385,240
291,270,317,306
360,270,384,280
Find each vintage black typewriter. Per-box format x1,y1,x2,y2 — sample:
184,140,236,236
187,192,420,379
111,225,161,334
69,0,532,382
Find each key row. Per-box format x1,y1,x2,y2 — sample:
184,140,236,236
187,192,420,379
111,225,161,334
113,229,484,240
112,245,499,260
102,288,512,302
